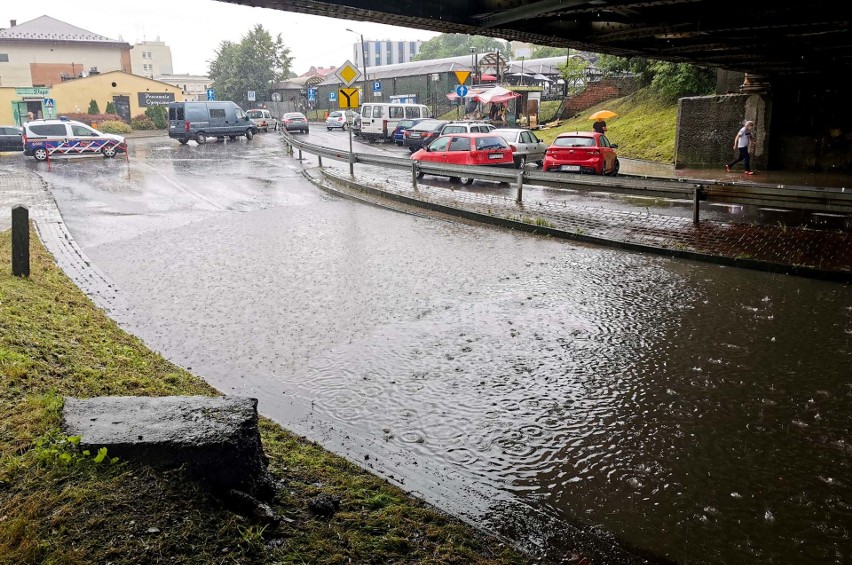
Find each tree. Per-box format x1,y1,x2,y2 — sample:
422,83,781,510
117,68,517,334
145,105,168,129
105,101,116,114
208,25,293,104
557,57,589,94
87,99,100,114
532,45,569,59
414,34,511,61
597,54,715,100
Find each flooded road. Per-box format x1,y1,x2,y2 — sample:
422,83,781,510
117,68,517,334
25,133,852,563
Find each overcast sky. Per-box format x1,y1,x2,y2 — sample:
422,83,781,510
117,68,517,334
9,0,440,76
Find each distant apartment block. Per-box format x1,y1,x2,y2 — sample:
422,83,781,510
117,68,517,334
353,40,422,67
130,40,173,78
156,74,211,101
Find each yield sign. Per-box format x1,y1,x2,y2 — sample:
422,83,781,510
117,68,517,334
454,70,471,84
334,60,363,87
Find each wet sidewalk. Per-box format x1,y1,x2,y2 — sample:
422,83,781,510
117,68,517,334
303,163,851,283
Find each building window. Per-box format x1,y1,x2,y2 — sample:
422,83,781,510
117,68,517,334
386,41,392,64
398,43,404,63
142,52,147,59
410,42,416,56
0,53,10,62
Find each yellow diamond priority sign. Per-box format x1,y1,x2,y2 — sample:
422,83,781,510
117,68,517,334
335,60,363,87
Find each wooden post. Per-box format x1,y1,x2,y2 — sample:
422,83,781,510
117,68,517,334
693,186,701,224
515,170,524,204
12,206,30,277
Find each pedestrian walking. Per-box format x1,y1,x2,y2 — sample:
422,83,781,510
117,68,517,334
726,120,755,175
593,117,607,134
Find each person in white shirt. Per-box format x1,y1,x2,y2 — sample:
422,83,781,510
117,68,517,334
726,120,755,175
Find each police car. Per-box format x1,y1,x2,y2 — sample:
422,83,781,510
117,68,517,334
23,118,127,161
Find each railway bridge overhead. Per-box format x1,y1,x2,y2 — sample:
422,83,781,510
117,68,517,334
223,0,851,172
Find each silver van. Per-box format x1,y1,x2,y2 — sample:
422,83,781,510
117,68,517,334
168,101,255,144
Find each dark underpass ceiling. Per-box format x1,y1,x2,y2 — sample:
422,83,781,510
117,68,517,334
220,0,850,77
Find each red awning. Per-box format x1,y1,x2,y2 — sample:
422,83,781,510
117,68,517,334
480,73,497,81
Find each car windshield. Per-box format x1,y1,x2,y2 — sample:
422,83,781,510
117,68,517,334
246,111,264,118
329,112,342,118
412,121,445,131
398,120,414,128
475,137,510,150
553,136,596,147
442,126,467,134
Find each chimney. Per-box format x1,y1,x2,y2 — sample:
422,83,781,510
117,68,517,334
10,20,17,27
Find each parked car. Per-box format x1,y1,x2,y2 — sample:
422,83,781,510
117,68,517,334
22,119,126,161
542,132,619,175
246,109,278,132
326,110,358,131
391,118,428,145
351,112,362,136
495,128,547,168
281,112,309,134
0,125,23,152
359,103,432,141
168,101,255,144
410,132,514,185
403,119,449,153
439,121,496,136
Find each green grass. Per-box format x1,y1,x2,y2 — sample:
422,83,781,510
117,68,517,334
0,229,532,564
538,88,678,163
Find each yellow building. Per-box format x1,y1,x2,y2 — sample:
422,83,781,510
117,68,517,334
0,71,185,125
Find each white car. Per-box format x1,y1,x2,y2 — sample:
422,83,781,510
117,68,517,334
246,109,278,132
494,128,548,168
23,118,127,161
326,110,358,131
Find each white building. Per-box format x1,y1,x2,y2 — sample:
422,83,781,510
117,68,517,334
353,40,422,68
130,39,173,78
0,16,130,87
156,73,211,101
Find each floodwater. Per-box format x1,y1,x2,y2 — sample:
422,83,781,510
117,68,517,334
28,135,852,563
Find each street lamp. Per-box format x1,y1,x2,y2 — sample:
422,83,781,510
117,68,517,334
346,28,369,102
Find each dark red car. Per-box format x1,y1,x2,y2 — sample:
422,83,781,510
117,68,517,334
542,132,619,175
410,132,515,185
403,119,449,153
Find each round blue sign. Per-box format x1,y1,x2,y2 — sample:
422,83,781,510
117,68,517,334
456,85,469,97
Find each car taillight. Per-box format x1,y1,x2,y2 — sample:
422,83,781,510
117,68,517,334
509,145,517,152
184,121,190,132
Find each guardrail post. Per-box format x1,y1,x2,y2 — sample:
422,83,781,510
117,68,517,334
412,162,419,190
318,155,323,168
515,170,524,204
692,186,701,224
298,148,303,161
12,205,30,277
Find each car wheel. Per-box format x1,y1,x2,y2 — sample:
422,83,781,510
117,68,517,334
515,156,526,169
229,135,237,140
327,127,332,131
195,132,206,144
449,177,460,184
101,144,117,158
611,158,620,176
216,137,225,142
342,123,348,131
178,139,188,145
460,177,474,185
245,129,254,140
33,147,48,161
416,171,424,179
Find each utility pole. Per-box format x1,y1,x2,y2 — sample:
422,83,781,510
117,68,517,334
347,28,369,103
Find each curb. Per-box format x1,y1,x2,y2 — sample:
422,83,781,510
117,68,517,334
303,167,851,284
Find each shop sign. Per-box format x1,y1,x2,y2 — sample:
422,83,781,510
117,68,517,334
16,87,50,97
137,92,175,107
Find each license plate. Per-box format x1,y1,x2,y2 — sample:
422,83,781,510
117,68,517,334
561,165,581,172
410,133,421,138
488,153,503,160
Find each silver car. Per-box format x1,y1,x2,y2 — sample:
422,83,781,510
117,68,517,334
495,128,548,168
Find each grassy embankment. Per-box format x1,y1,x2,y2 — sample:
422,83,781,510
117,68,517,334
441,88,678,163
0,229,530,564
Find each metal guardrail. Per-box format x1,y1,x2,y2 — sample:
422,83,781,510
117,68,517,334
281,132,852,223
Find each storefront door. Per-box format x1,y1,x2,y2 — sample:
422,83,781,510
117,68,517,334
112,96,131,122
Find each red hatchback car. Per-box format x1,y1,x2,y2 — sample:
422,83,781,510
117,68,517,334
410,133,514,184
542,132,619,175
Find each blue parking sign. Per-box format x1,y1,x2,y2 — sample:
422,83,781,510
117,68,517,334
373,81,382,93
329,91,337,102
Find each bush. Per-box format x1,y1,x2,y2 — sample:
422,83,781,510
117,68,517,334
58,113,122,126
97,120,132,134
105,101,116,114
87,99,100,114
144,105,168,129
131,115,156,130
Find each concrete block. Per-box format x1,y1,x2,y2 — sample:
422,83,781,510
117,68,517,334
63,396,274,498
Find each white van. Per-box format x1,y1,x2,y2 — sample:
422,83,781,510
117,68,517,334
359,103,432,142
